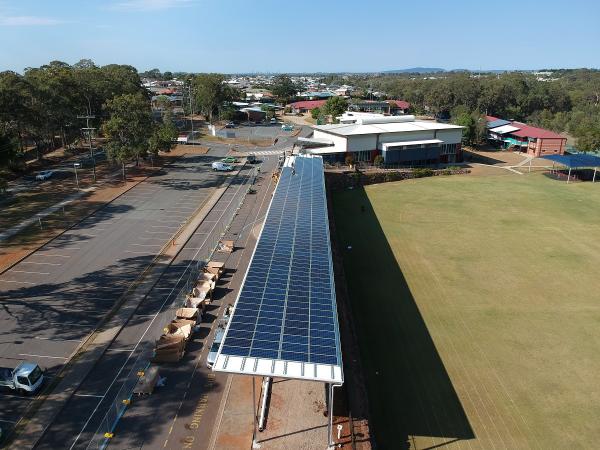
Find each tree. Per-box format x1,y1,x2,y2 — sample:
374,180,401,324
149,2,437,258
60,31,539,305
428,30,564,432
271,74,297,104
311,107,321,120
191,74,234,123
572,121,600,152
322,97,348,121
163,71,173,80
102,93,153,173
149,115,178,156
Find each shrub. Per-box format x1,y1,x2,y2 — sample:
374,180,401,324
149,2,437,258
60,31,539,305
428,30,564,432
412,168,434,178
345,154,355,167
374,155,384,167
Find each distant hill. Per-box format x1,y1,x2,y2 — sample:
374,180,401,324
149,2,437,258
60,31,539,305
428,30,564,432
383,67,445,74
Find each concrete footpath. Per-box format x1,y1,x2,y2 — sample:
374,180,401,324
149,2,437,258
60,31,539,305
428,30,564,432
8,167,244,450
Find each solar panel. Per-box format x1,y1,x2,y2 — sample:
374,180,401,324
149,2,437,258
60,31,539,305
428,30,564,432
213,155,343,383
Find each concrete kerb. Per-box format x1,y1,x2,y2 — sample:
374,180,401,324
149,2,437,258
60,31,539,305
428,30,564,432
7,164,247,450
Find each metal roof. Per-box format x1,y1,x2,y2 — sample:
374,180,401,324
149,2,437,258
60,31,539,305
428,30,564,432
487,118,511,129
489,124,521,134
213,155,343,384
314,120,462,137
541,153,600,168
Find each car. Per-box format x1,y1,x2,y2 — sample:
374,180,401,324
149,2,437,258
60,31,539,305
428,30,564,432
225,121,235,128
35,170,54,181
211,161,234,172
246,154,257,164
221,156,239,164
281,124,294,131
206,327,226,369
270,118,277,124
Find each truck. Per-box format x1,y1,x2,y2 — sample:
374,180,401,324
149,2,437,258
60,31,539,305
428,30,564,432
0,362,44,395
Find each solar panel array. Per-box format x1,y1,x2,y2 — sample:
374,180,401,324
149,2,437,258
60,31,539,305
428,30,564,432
218,155,341,367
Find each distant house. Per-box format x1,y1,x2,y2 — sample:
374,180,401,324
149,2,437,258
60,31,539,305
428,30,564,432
289,100,327,114
486,116,567,156
387,100,411,114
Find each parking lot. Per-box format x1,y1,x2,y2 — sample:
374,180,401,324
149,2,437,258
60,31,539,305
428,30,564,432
0,151,229,443
34,157,277,449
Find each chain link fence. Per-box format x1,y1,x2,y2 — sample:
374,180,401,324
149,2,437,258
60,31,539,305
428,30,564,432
85,166,258,450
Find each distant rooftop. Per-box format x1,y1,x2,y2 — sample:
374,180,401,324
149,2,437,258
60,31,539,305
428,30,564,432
314,117,462,136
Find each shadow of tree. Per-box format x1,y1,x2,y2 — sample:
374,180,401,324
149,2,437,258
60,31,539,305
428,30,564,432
332,187,474,449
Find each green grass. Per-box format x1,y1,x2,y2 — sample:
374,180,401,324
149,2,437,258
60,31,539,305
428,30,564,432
333,173,600,449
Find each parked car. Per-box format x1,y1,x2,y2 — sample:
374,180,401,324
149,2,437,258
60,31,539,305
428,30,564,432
246,154,257,164
224,121,235,128
221,156,238,164
270,118,277,125
211,162,234,172
206,327,226,369
0,362,44,395
35,170,54,181
281,124,294,131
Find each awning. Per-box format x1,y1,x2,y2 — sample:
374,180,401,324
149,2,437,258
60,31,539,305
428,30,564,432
490,124,520,134
297,136,334,147
381,139,443,150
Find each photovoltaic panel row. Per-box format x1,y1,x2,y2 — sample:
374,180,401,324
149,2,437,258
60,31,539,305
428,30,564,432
219,156,341,366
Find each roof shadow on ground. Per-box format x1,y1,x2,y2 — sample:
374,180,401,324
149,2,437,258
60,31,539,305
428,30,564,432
332,186,474,449
463,149,508,165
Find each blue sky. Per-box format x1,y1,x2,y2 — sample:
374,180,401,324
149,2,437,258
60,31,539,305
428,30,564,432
0,0,599,73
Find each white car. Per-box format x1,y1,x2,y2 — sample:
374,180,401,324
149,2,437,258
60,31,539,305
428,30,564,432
206,327,226,369
36,170,54,181
212,162,234,172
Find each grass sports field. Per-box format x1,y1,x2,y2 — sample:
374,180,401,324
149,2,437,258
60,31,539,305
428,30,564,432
333,172,600,449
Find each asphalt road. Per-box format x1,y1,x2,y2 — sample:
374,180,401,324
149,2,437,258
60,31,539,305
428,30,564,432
34,157,276,449
0,149,229,442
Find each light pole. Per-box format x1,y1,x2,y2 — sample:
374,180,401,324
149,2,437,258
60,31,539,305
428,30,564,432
73,162,81,189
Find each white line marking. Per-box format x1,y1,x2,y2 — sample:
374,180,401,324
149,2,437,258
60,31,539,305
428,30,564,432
40,254,71,258
18,353,68,360
0,419,18,424
0,280,35,285
21,261,61,266
106,348,135,353
151,225,179,229
74,393,104,398
145,231,172,234
124,250,150,254
35,336,82,343
9,270,50,275
129,243,162,247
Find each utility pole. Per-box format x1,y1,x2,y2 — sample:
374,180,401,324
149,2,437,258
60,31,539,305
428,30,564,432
78,114,97,182
188,84,195,146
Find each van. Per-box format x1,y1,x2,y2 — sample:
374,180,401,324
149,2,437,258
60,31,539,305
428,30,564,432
211,162,234,172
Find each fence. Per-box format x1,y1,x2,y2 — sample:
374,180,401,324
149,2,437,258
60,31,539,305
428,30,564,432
85,166,257,450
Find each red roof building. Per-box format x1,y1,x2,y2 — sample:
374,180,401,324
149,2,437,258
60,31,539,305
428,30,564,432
289,100,327,113
387,100,411,111
485,116,567,156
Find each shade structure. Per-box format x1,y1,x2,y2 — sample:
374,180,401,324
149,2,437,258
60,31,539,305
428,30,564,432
541,153,600,168
213,155,343,384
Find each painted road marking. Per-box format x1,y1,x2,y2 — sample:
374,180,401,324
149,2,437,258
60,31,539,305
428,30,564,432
129,243,162,247
40,254,71,258
145,231,173,234
124,250,151,254
9,270,50,275
151,225,179,229
21,261,61,266
0,280,35,285
18,353,68,360
35,336,82,343
74,393,104,398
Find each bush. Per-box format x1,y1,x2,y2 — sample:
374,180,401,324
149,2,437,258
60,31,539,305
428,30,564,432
345,154,355,167
412,168,434,178
440,169,453,176
373,155,384,167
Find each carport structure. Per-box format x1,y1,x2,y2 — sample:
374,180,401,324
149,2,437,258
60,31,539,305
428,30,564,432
541,153,600,183
213,155,343,448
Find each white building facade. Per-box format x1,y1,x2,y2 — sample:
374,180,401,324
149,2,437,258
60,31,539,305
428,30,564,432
301,115,464,165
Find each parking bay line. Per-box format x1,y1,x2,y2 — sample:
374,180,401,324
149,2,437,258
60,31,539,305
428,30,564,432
21,261,61,266
9,269,50,275
35,336,82,343
74,393,104,398
18,353,69,360
39,254,71,258
0,280,35,285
